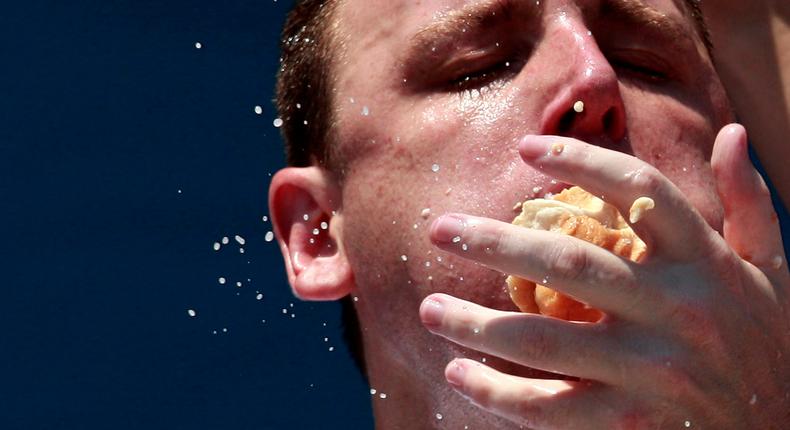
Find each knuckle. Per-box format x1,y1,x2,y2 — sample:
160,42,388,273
517,322,554,362
549,239,589,284
637,356,696,400
666,300,717,343
468,381,495,410
629,166,664,195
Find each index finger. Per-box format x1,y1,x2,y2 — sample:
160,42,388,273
519,135,718,262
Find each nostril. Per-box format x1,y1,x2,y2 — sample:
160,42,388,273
602,108,615,133
557,109,576,135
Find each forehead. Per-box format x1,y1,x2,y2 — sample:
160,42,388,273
334,0,692,47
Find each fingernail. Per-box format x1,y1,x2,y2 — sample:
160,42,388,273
420,296,445,328
445,359,466,388
519,135,552,160
430,214,466,244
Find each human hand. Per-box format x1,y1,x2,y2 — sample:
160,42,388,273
419,124,790,429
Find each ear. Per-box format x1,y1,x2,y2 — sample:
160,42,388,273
268,166,353,301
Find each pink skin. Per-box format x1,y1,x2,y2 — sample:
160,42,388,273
268,0,789,428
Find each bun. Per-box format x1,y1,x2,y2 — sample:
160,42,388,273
506,187,647,322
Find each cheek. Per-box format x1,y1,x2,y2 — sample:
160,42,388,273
623,91,724,231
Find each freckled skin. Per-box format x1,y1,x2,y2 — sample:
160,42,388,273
326,0,732,428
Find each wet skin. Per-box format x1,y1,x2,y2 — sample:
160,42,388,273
270,0,790,428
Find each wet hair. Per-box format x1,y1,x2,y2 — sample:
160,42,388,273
274,0,712,381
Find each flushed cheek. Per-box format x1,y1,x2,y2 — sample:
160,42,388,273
624,98,723,230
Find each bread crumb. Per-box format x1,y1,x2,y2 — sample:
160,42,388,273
628,196,655,224
551,143,564,155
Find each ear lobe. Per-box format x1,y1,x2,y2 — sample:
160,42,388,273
268,167,353,301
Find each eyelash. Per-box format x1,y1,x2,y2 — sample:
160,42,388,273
608,55,671,83
449,60,516,93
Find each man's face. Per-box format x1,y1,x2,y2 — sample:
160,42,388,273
330,0,730,420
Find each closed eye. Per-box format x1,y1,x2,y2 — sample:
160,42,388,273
448,59,518,92
608,51,672,83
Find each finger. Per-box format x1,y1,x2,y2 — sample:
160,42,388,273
711,124,787,272
445,358,627,430
519,134,716,261
420,293,630,384
430,214,664,321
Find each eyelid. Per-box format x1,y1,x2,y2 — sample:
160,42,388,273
441,46,502,78
607,49,673,80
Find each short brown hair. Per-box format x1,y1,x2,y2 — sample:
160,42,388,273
275,0,339,168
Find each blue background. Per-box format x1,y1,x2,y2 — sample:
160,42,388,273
1,1,373,428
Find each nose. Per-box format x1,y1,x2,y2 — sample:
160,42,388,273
539,24,627,147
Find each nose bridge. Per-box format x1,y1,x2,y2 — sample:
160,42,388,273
538,16,627,145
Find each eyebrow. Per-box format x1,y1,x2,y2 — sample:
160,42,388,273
402,0,693,63
600,0,691,41
403,0,538,64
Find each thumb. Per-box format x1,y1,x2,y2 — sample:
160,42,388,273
711,124,786,271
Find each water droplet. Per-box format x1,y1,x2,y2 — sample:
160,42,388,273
213,242,220,251
361,106,370,116
328,346,334,351
472,327,480,334
218,277,226,285
194,42,202,49
236,281,242,287
435,413,443,420
265,231,274,242
461,243,469,251
273,118,284,127
254,105,263,115
379,393,387,399
370,388,377,395
235,235,246,245
320,221,329,230
750,394,758,405
256,293,263,300
221,236,229,245
312,228,320,235
431,163,440,172
262,215,269,222
481,357,486,363
421,208,431,218
684,420,692,428
303,214,310,221
400,255,408,262
239,247,245,254
187,309,196,317
222,327,227,333
452,236,461,243
282,308,288,314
